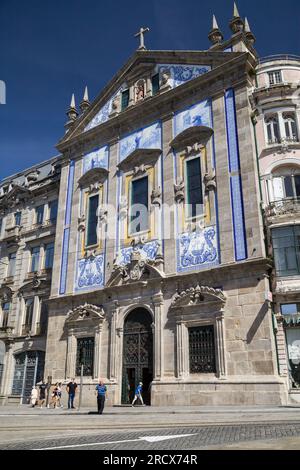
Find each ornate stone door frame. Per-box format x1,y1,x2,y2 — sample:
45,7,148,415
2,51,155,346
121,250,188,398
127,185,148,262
109,300,157,405
65,303,105,380
170,285,227,380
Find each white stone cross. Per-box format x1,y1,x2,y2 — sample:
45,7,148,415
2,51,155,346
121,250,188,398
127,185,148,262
134,27,150,50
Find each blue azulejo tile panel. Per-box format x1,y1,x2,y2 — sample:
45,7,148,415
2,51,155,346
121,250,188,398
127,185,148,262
84,84,126,132
75,254,105,291
224,88,247,262
174,100,212,136
224,89,240,173
116,240,160,266
119,122,161,162
230,175,247,261
156,64,211,88
59,228,70,295
177,225,219,273
83,146,109,173
64,160,75,226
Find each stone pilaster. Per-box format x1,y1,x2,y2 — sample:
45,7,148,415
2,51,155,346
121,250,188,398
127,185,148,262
93,324,103,379
66,329,76,379
152,293,164,380
176,321,188,378
216,311,227,378
0,341,13,395
276,317,289,377
109,301,119,381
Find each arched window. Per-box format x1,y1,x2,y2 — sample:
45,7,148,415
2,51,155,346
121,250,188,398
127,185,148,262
265,115,280,144
283,113,299,142
270,167,300,202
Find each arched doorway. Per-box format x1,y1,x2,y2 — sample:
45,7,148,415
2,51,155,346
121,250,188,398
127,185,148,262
12,351,45,404
121,308,153,405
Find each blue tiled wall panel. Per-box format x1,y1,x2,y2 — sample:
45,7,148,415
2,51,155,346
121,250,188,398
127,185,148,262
224,88,248,261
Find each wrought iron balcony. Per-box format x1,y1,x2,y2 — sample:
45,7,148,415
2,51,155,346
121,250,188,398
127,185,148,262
264,197,300,222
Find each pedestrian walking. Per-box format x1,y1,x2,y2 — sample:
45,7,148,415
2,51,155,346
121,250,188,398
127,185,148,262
132,382,145,406
30,386,38,407
50,383,60,409
57,382,63,408
95,379,107,415
66,378,77,409
38,380,47,408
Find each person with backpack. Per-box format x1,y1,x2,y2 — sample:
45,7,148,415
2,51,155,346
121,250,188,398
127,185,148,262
131,382,145,406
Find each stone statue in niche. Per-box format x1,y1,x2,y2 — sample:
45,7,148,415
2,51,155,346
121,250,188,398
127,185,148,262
135,80,145,102
109,95,120,117
160,70,171,90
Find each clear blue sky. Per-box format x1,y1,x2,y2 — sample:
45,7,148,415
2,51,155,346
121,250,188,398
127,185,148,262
0,0,299,180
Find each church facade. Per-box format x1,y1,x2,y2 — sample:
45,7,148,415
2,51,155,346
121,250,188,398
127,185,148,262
0,6,296,406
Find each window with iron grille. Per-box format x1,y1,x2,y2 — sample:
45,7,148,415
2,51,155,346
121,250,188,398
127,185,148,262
86,194,99,247
189,325,216,374
121,89,129,111
151,73,160,95
76,337,94,376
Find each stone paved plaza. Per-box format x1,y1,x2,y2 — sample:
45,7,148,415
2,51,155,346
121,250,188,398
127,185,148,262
1,405,300,450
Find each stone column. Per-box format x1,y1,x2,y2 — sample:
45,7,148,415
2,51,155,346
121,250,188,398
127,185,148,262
128,84,134,107
93,323,103,380
109,301,119,381
146,75,152,98
66,329,76,379
1,341,13,396
216,311,227,378
116,327,124,381
152,293,164,380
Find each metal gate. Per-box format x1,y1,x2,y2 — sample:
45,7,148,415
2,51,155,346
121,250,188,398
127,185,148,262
122,308,153,405
12,351,45,403
189,325,216,373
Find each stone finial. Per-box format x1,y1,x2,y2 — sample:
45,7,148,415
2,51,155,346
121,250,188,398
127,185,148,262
80,86,91,113
66,94,78,122
208,14,224,45
65,93,79,132
229,2,244,33
233,1,240,17
244,17,256,45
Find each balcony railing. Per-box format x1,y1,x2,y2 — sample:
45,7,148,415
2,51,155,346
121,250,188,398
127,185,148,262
259,54,300,64
264,197,300,218
268,136,299,146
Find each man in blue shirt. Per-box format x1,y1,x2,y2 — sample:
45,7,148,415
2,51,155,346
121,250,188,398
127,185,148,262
132,382,145,406
95,379,107,414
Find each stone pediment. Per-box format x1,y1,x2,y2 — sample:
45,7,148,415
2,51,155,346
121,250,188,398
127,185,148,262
77,167,109,187
57,50,241,149
170,125,214,150
117,148,161,173
107,255,164,287
0,286,13,302
19,277,50,296
171,285,226,308
66,303,105,323
0,185,31,210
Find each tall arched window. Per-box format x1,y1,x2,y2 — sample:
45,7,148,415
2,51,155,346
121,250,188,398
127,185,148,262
265,115,280,144
283,113,299,142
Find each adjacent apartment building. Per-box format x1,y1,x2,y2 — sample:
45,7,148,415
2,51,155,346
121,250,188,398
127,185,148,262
0,5,299,406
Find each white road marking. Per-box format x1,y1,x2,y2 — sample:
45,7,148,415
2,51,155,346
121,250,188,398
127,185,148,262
34,433,196,450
